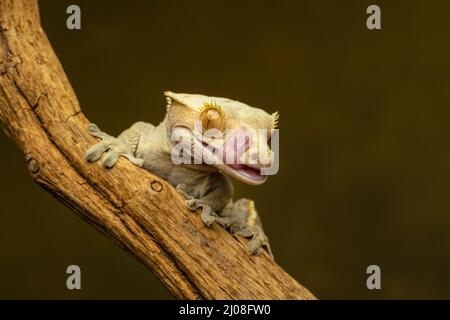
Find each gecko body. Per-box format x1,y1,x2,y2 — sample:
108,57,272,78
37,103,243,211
85,92,278,258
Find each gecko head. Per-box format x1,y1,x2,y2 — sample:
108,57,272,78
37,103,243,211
164,91,279,186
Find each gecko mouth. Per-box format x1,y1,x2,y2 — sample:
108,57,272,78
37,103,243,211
225,163,266,182
199,139,267,184
171,126,268,186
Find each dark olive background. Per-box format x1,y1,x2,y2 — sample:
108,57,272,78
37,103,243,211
1,0,450,299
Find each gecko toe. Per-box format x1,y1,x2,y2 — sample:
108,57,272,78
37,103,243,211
186,199,199,211
201,214,216,226
248,239,263,256
123,154,144,167
102,150,120,168
85,143,106,162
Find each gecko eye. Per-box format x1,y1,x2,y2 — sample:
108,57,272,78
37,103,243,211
199,102,225,132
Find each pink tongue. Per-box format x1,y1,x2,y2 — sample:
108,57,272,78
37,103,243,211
217,130,252,165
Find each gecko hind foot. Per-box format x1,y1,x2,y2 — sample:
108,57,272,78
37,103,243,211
248,231,274,260
225,199,274,260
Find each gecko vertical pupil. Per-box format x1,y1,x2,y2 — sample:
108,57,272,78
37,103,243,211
200,104,224,132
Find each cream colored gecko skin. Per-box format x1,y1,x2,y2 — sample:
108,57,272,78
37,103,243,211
85,92,278,259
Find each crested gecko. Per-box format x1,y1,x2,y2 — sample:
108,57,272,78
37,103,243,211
85,92,278,259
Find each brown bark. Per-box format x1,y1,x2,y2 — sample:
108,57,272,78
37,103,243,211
0,0,316,300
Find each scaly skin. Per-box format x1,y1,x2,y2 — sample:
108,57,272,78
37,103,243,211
85,92,277,259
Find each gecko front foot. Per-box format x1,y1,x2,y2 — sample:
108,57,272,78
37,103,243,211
85,123,144,168
184,198,217,226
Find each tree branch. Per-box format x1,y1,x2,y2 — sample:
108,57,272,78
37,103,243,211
0,0,316,300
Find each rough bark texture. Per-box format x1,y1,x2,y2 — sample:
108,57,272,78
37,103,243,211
0,0,316,300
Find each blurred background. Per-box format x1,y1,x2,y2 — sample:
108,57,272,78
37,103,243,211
1,0,450,299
